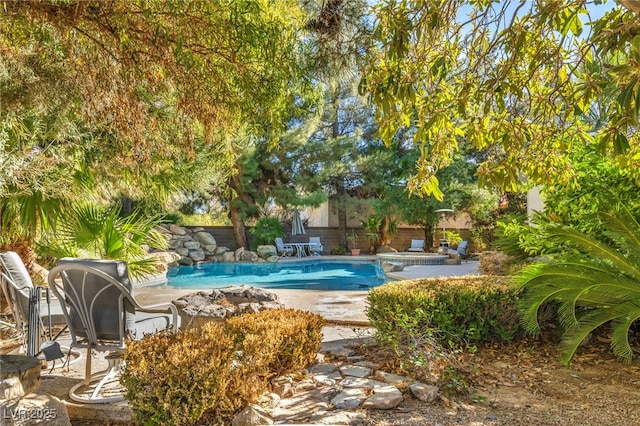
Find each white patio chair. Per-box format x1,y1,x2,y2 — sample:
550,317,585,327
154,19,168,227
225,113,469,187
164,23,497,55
308,237,323,256
274,237,293,257
407,239,425,252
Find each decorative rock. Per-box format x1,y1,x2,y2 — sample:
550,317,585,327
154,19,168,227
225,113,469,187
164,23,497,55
0,355,41,399
340,377,387,389
381,261,404,272
309,410,366,425
235,247,246,261
215,246,230,255
204,244,217,253
189,249,206,261
339,365,371,378
184,241,201,250
191,227,205,233
167,239,183,250
257,245,278,259
178,256,193,266
362,386,403,409
258,392,281,409
222,252,236,262
410,382,439,403
169,224,187,235
231,404,274,426
330,388,367,409
355,360,380,369
194,231,217,246
239,251,259,262
374,371,413,386
149,251,181,265
176,248,189,256
173,287,282,329
266,255,279,263
309,363,339,375
312,374,336,386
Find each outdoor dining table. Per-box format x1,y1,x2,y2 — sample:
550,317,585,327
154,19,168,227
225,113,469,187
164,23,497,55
291,242,312,257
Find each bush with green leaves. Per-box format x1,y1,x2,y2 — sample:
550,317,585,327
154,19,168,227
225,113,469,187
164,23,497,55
121,308,324,425
517,205,640,365
367,276,522,353
248,217,285,250
37,203,166,280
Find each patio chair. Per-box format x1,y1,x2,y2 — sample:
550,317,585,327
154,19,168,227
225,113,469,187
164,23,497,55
47,258,180,403
308,237,323,256
274,237,293,257
449,240,470,262
407,239,425,252
0,251,81,365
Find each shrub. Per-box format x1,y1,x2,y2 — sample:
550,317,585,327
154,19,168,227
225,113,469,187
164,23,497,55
330,246,347,255
367,276,522,352
249,217,285,250
479,250,516,275
121,309,324,425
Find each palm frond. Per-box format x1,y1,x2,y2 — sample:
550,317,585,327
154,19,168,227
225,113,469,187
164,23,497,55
559,308,619,365
610,301,640,362
547,227,640,281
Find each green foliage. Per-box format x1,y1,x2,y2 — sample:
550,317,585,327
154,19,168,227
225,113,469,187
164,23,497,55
121,309,324,425
516,204,640,364
367,276,522,353
330,246,347,255
37,203,166,280
363,1,640,196
444,231,462,247
249,217,286,250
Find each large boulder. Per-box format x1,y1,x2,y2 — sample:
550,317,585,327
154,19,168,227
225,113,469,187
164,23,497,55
189,249,206,262
184,241,201,250
173,286,283,330
169,224,187,235
257,245,278,259
194,231,217,246
221,252,236,263
239,250,259,262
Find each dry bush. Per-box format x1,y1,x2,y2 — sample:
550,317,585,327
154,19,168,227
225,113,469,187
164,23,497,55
121,308,324,425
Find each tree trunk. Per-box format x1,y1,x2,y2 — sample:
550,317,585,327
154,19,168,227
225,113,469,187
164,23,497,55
227,171,252,250
424,224,435,252
228,199,248,250
336,181,348,249
379,216,393,246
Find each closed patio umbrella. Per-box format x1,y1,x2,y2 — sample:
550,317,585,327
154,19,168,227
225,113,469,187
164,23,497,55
291,208,306,235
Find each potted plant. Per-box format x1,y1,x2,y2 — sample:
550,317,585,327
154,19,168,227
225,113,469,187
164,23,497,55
346,229,360,256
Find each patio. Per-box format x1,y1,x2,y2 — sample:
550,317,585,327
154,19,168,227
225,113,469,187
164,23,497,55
3,260,479,424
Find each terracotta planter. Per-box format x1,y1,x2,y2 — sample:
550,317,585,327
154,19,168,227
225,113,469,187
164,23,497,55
350,248,361,256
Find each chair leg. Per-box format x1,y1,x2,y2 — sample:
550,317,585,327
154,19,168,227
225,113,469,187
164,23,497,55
69,350,124,404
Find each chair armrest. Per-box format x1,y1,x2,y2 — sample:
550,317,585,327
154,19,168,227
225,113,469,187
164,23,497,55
134,302,180,332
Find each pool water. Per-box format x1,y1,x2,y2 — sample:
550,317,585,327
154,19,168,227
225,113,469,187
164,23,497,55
166,261,388,291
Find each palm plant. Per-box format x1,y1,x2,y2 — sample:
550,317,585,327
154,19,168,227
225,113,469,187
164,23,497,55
516,204,640,364
38,203,167,280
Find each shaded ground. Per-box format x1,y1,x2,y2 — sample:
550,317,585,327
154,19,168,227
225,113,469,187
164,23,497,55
358,334,640,426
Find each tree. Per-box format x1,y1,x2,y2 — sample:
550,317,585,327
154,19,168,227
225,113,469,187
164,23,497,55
1,0,311,255
361,0,640,198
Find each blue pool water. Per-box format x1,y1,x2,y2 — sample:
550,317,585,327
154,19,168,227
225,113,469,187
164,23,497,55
166,261,388,291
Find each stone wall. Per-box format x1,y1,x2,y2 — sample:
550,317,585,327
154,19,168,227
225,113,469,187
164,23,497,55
156,224,278,266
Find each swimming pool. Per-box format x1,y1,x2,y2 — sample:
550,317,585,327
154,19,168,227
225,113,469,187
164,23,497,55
166,260,389,291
